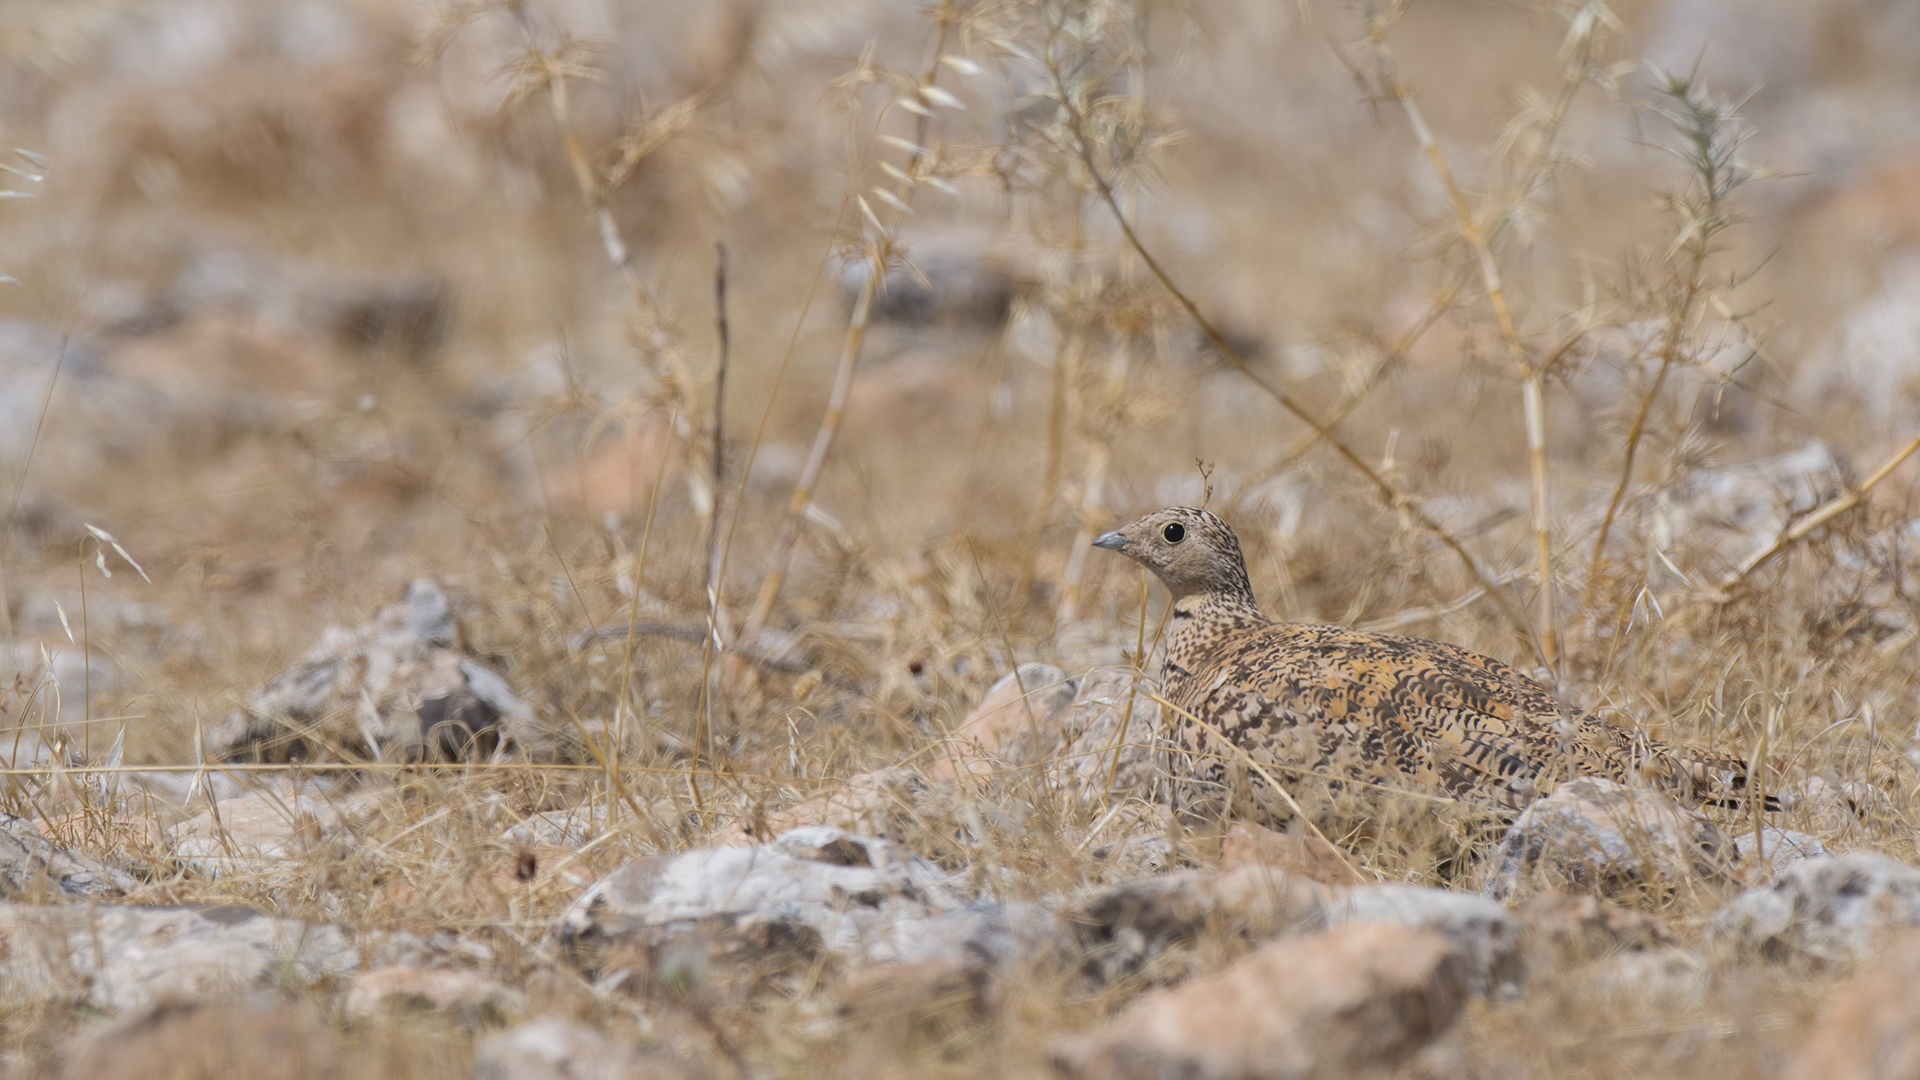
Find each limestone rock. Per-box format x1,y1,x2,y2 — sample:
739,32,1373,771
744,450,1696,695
501,804,614,848
842,901,1062,1020
167,789,375,880
1090,834,1180,881
1068,865,1332,986
0,812,139,900
940,664,1161,804
557,826,983,988
1787,930,1920,1080
842,226,1018,328
1581,947,1710,1005
1733,827,1830,880
208,580,548,763
343,965,522,1027
733,767,937,844
1520,890,1675,963
0,902,462,1011
474,1019,686,1080
1710,851,1920,965
1486,777,1733,900
1323,884,1523,998
935,663,1078,781
1054,922,1469,1080
1037,667,1164,802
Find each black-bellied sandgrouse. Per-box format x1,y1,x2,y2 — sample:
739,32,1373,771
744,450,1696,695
1094,506,1761,824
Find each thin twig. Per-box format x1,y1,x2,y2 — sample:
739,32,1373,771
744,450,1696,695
706,242,730,596
693,242,732,787
738,4,958,648
1709,434,1920,602
508,7,702,481
1364,19,1560,673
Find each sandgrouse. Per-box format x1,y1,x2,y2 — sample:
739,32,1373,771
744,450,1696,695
1094,506,1760,823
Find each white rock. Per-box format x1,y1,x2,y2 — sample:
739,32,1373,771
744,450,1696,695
167,789,374,880
0,902,465,1011
557,826,986,984
209,580,549,763
1733,827,1830,879
0,813,138,900
1710,851,1920,964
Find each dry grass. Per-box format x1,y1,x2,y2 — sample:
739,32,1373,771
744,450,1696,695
2,0,1918,1075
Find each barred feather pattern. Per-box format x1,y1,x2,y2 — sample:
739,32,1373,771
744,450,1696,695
1093,507,1759,826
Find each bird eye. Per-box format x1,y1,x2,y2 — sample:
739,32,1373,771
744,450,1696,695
1162,522,1186,544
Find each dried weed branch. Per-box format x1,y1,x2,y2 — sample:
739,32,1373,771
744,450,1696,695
1020,7,1544,662
1357,1,1585,674
738,2,962,649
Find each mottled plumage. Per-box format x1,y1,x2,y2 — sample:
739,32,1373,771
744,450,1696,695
1094,507,1758,824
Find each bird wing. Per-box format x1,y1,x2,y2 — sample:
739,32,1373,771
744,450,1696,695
1185,621,1762,808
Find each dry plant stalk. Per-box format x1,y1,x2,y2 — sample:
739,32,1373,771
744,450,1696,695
1585,67,1768,619
1710,434,1920,602
1036,22,1544,664
505,5,709,509
737,2,961,650
1360,6,1562,673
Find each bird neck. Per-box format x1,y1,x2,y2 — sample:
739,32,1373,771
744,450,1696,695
1163,586,1268,694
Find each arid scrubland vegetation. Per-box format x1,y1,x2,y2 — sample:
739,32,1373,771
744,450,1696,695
4,0,1920,1076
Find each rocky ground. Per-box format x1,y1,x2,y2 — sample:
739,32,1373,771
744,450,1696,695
5,0,1920,1077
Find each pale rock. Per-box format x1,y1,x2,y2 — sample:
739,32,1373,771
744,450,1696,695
1780,775,1857,835
1069,865,1332,985
0,813,139,900
1710,851,1920,965
502,804,615,848
1221,821,1367,886
1322,884,1523,998
1519,890,1675,963
1734,827,1830,879
842,901,1062,1019
167,789,375,879
1486,777,1733,900
1786,930,1920,1080
841,225,1018,328
557,826,990,989
1090,834,1180,881
733,767,936,844
474,1019,685,1080
1035,667,1164,802
208,580,550,763
940,665,1161,804
1054,922,1468,1080
0,642,121,728
343,965,522,1026
0,902,466,1011
934,663,1078,781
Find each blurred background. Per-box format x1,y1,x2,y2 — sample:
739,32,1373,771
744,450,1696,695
0,0,1917,772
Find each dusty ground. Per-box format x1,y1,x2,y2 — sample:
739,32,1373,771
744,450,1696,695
3,0,1920,1076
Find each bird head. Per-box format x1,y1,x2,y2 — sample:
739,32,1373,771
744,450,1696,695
1093,506,1255,602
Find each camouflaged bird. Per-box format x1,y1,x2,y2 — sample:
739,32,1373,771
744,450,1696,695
1094,507,1761,824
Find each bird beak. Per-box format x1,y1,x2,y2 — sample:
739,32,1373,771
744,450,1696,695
1092,530,1127,551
